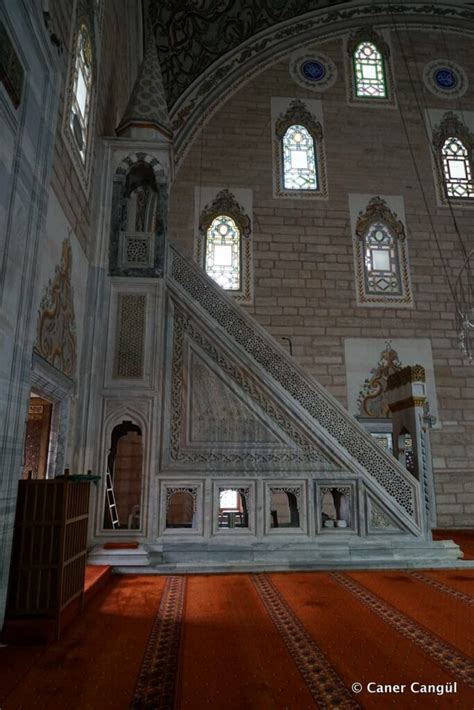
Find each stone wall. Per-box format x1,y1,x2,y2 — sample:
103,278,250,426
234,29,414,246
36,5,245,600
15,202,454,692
0,0,139,627
49,0,136,252
168,29,474,527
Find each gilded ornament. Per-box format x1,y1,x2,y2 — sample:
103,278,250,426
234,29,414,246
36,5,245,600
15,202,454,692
36,239,77,378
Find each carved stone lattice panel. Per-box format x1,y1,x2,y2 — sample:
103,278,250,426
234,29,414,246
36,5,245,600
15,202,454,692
113,294,146,379
169,306,330,465
36,239,77,378
168,247,417,519
119,234,154,268
357,343,402,418
166,487,197,512
189,353,281,445
370,502,398,530
319,486,351,499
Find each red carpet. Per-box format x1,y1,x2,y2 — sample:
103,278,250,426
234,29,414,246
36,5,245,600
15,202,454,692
1,542,474,708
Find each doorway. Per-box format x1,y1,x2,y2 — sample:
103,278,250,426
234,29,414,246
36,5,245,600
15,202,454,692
22,392,53,479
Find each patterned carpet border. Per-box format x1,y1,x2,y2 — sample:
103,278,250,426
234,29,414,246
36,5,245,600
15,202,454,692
132,575,186,710
252,573,360,709
409,571,474,607
331,572,474,688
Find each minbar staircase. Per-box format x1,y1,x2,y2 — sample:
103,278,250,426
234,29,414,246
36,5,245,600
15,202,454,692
90,244,463,571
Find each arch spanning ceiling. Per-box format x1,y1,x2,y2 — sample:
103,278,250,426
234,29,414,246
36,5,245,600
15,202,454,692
148,0,347,107
147,1,474,165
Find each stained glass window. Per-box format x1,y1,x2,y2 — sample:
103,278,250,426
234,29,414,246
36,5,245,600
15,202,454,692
364,222,401,295
282,124,318,190
441,136,474,198
353,41,387,98
69,24,93,162
205,214,241,290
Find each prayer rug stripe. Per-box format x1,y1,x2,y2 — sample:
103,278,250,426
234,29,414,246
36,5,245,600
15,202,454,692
177,574,317,709
421,569,474,596
132,575,186,710
252,573,360,709
331,572,474,688
269,572,470,708
409,571,474,607
346,570,474,658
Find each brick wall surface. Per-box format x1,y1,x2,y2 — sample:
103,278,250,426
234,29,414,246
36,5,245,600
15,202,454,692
168,30,474,527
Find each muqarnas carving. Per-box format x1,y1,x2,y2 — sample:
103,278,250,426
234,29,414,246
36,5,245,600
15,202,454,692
36,239,77,377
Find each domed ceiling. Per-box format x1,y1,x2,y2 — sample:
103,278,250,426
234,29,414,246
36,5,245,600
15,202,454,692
146,0,474,163
148,0,347,107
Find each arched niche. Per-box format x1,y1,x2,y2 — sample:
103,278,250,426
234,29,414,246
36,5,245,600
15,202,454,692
270,489,299,528
320,487,352,529
103,420,143,530
218,488,249,529
109,153,167,277
166,490,195,528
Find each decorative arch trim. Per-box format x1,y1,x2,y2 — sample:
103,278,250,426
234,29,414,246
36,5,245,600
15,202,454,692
272,97,327,199
115,152,165,181
431,111,474,204
351,195,413,307
195,188,253,304
168,3,473,165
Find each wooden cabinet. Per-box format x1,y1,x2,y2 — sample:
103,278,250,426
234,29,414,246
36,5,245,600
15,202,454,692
5,477,90,643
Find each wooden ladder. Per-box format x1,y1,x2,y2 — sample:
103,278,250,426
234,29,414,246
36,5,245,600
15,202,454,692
105,470,119,529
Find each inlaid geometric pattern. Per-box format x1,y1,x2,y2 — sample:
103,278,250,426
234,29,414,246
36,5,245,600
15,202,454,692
113,294,146,379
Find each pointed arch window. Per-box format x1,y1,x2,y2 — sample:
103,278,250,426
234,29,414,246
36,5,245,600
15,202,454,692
196,189,252,303
353,197,413,306
353,41,386,98
274,99,327,198
364,222,401,295
282,124,317,190
70,24,93,163
432,112,474,203
441,137,474,198
347,29,394,105
205,214,241,290
63,1,97,190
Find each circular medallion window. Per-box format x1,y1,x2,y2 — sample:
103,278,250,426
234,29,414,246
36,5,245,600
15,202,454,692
423,60,467,98
290,51,337,92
